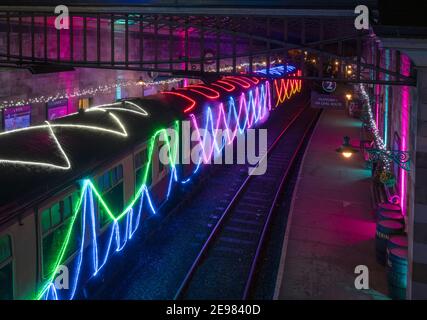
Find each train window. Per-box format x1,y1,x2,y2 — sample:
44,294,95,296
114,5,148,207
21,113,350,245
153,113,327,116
135,148,151,188
63,196,73,219
98,164,124,229
41,192,80,279
158,143,167,175
0,234,13,300
0,235,11,265
51,203,61,227
41,209,51,234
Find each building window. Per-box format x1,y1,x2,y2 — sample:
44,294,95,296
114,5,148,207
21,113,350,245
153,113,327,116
97,164,124,228
78,98,92,111
41,192,80,279
135,148,151,188
0,234,13,299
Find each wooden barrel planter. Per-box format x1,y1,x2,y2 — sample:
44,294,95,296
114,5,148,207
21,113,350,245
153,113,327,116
376,220,404,265
376,203,401,220
378,210,404,223
387,248,408,300
387,235,408,253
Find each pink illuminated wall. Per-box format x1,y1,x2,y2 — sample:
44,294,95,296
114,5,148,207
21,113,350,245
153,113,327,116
400,55,411,216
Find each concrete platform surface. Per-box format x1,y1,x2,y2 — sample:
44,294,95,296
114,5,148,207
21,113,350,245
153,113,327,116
274,109,389,300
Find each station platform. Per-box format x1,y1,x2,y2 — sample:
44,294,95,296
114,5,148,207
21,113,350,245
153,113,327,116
274,109,389,300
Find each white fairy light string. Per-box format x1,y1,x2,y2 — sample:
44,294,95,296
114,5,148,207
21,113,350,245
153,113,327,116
0,78,183,110
0,60,282,110
0,101,149,170
359,84,392,171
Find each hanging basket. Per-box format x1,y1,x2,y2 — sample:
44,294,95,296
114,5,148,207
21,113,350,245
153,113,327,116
379,171,396,188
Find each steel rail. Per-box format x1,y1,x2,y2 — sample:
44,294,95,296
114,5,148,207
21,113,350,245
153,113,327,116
173,102,313,300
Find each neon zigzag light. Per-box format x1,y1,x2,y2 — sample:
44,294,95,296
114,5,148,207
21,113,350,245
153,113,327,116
273,71,302,107
36,76,302,300
211,80,236,92
38,122,180,300
190,82,271,163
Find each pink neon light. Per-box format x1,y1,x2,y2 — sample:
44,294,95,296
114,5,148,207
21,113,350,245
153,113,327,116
235,76,259,85
212,81,236,92
250,77,260,85
375,84,381,126
400,55,411,216
189,80,278,163
162,91,197,113
223,76,252,89
188,85,221,99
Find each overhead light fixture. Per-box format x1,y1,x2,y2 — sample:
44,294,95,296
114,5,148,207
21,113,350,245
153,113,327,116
137,77,144,85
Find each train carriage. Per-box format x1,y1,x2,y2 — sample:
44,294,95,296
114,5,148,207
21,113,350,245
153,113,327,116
0,68,302,300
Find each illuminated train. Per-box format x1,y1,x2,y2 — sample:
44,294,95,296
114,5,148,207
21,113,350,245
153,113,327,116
0,67,302,300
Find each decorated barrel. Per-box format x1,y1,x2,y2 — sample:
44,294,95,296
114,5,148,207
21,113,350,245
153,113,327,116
378,210,405,223
386,248,408,300
376,220,404,265
387,235,408,254
376,203,401,220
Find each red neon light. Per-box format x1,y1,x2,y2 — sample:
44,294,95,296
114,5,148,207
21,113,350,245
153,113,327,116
223,76,251,89
188,85,221,99
211,81,236,92
234,76,259,86
250,77,260,85
162,91,197,113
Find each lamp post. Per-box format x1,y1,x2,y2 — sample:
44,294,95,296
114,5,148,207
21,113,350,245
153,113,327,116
336,136,358,159
336,136,411,171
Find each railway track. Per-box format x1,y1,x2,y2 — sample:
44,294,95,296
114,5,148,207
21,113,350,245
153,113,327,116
174,106,321,300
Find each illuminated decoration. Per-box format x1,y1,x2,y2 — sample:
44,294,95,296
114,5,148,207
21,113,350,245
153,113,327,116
0,101,148,170
186,85,221,99
0,61,286,111
400,55,411,216
384,49,391,146
359,84,410,172
37,123,179,300
255,64,296,77
0,78,184,111
190,81,271,163
34,73,302,300
211,80,236,92
249,77,260,85
0,121,71,170
273,71,303,107
162,91,197,113
222,76,251,89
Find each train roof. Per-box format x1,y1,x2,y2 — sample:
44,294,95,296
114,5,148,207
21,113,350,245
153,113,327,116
0,72,281,222
0,97,184,222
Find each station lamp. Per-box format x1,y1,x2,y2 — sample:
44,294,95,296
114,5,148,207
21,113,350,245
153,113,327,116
336,136,411,170
336,136,358,159
137,76,144,86
345,93,353,101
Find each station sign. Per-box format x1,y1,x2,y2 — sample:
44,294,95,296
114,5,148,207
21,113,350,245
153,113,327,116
311,91,345,109
322,80,337,93
3,105,31,131
47,98,68,120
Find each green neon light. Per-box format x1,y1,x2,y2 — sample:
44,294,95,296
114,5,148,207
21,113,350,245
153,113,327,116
35,121,180,300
